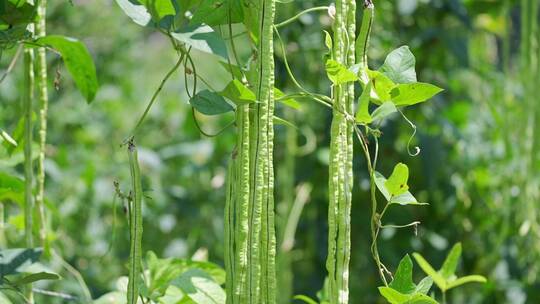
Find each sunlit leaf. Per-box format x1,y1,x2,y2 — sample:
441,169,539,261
171,268,225,304
356,82,372,124
412,253,447,291
385,163,409,197
325,59,358,85
219,79,257,105
390,83,443,106
440,243,461,280
114,0,151,26
35,35,99,103
446,275,487,290
390,255,416,294
274,87,301,110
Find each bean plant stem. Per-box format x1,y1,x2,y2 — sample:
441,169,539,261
274,6,328,28
36,0,49,250
23,43,35,303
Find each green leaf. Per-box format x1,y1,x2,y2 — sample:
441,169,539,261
415,277,433,295
355,82,372,124
293,295,319,304
389,255,416,294
325,59,358,85
0,172,24,197
378,287,410,304
274,87,301,110
172,25,228,59
440,243,462,279
380,46,417,84
371,101,397,122
385,163,409,197
412,253,447,292
367,70,395,103
406,294,439,304
138,0,175,21
446,275,487,290
0,0,36,27
219,79,257,105
374,171,391,201
190,0,244,26
12,271,60,285
0,129,17,147
390,83,443,106
114,0,151,26
35,35,99,103
323,30,332,52
390,192,427,206
190,90,234,115
172,268,225,304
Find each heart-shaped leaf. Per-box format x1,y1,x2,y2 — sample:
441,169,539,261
380,46,417,84
190,90,234,115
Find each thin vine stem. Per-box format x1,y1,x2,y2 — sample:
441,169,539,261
274,6,329,28
0,44,23,84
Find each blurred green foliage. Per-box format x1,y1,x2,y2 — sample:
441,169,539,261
0,0,538,303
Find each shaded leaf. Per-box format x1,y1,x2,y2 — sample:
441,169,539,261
13,271,60,285
190,0,243,26
415,277,433,295
172,268,225,304
380,46,417,84
371,101,397,122
190,90,234,115
0,248,43,276
367,70,395,103
139,0,175,21
35,35,99,103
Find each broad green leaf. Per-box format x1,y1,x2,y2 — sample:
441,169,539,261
190,0,244,26
412,253,447,291
219,79,257,105
389,255,416,294
93,291,126,304
0,173,24,203
406,294,439,304
371,101,397,122
385,163,409,197
390,192,427,206
390,83,443,106
0,0,36,27
380,46,417,84
190,90,234,115
13,271,60,285
172,268,225,304
274,87,301,110
242,0,260,43
367,70,395,103
139,0,175,21
356,82,372,124
0,248,43,276
114,0,151,26
172,25,228,59
35,35,99,103
325,59,358,85
293,295,319,304
378,287,410,304
440,243,462,279
415,277,433,295
0,129,17,147
446,275,487,290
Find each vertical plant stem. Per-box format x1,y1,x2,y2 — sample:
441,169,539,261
127,140,143,304
326,1,355,303
35,0,49,250
23,42,35,303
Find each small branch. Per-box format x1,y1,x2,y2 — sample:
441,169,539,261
274,6,329,28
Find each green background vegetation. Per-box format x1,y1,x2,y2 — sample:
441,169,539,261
1,0,538,303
